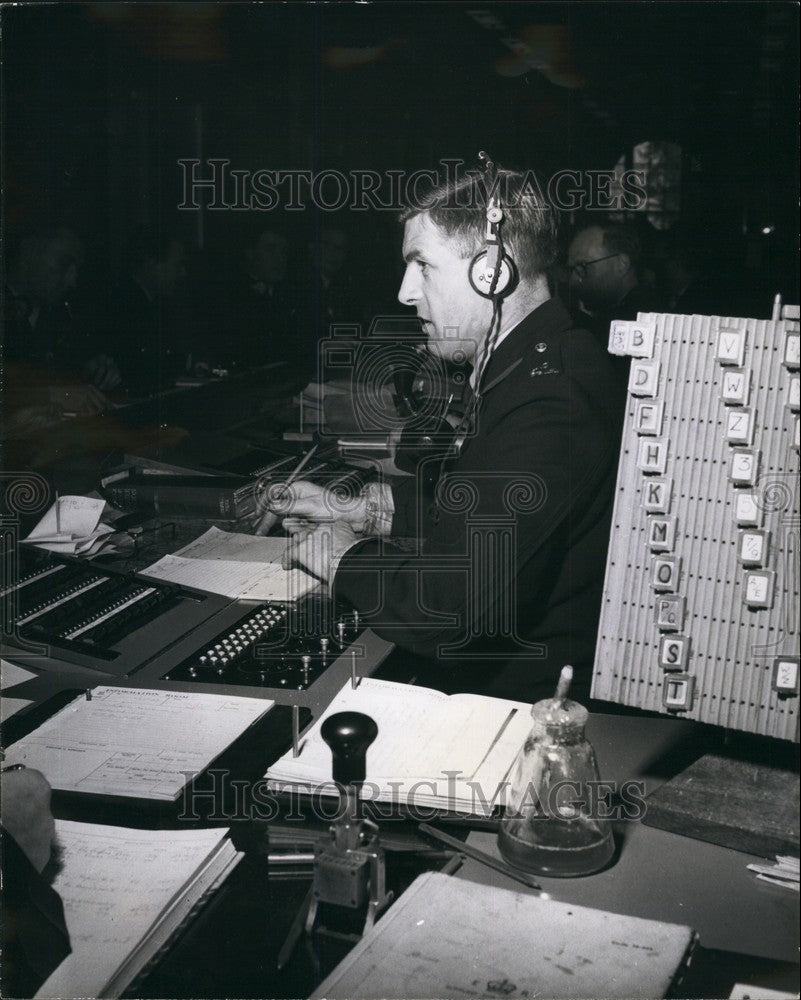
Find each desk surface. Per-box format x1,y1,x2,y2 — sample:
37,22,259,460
127,710,799,1000
6,372,797,995
3,508,799,988
4,674,799,995
460,712,799,964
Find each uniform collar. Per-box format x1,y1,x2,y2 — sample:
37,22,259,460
482,297,574,389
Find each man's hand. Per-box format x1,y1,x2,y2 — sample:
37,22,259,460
253,479,370,536
282,520,360,584
1,768,57,873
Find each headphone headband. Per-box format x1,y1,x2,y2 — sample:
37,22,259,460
468,150,518,299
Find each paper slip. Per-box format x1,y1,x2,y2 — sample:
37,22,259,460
1,696,34,721
26,523,115,556
141,526,318,600
1,658,37,720
1,658,37,690
23,495,108,554
747,855,800,893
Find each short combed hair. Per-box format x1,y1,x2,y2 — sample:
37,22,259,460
399,168,559,282
598,223,642,270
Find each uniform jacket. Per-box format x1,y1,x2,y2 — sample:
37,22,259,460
333,297,622,701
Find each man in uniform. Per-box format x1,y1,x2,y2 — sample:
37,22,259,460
268,166,621,702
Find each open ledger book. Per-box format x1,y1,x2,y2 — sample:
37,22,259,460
311,871,698,999
35,821,242,999
265,678,533,815
3,686,273,800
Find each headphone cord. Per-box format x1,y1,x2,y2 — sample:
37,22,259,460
486,222,506,299
472,297,503,401
472,209,508,390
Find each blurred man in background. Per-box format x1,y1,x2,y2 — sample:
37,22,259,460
3,227,118,437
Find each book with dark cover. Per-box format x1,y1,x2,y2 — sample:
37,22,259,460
101,469,257,519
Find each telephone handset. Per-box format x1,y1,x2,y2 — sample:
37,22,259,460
391,364,421,420
391,349,472,418
391,351,472,477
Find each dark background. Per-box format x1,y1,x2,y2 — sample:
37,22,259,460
2,1,799,312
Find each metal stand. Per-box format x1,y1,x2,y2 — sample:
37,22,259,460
277,711,392,968
305,786,393,941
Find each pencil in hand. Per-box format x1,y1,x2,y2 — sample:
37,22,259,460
252,445,319,536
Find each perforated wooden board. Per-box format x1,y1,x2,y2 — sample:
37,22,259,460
592,311,800,741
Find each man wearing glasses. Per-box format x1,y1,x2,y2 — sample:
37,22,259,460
565,221,657,409
565,222,653,329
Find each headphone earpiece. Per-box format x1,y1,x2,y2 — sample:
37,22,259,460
469,151,518,300
468,249,518,299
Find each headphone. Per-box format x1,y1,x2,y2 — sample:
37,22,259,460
467,151,518,299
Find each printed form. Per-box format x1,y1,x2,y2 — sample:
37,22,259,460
141,526,319,600
3,686,273,799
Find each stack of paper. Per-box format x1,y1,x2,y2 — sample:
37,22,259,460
35,821,242,999
747,855,800,892
22,495,114,555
